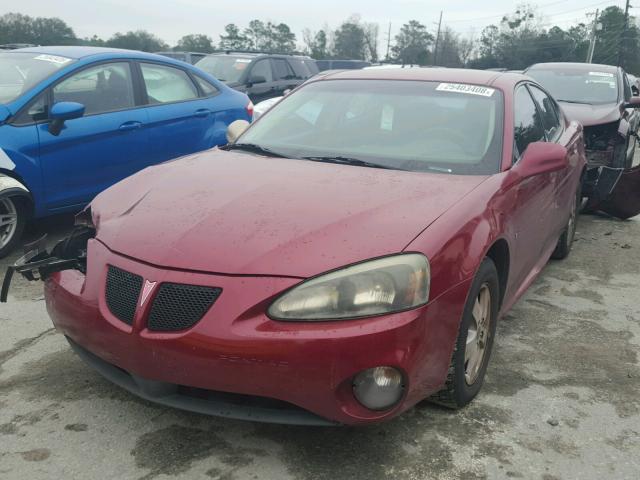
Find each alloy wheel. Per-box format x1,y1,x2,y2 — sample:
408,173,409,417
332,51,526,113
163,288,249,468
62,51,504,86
464,283,492,385
0,198,18,250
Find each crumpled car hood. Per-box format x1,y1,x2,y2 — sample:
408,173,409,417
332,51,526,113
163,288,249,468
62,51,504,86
92,150,488,277
559,102,622,127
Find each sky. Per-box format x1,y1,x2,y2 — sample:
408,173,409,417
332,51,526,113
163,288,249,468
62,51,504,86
4,0,630,46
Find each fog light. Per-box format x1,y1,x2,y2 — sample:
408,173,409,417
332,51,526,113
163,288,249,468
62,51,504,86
353,367,404,411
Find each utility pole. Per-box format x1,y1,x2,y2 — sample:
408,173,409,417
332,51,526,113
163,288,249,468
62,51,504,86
618,0,631,66
433,11,443,66
386,22,392,61
586,9,599,63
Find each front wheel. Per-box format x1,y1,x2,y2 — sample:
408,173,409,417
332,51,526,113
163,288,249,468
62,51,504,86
430,258,500,409
0,196,26,258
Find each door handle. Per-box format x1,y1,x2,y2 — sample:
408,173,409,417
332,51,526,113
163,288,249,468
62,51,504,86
194,109,213,118
119,121,142,132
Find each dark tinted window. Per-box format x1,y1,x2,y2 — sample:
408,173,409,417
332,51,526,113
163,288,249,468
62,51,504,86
288,59,310,79
53,62,135,115
623,73,632,101
272,58,295,80
250,60,273,82
514,86,545,159
528,85,561,140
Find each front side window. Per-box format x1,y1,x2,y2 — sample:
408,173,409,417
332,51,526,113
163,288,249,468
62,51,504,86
141,63,198,104
53,62,134,115
238,80,505,175
514,86,545,159
0,52,75,104
528,85,561,140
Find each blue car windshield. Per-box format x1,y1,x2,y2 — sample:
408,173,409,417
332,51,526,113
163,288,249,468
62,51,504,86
0,52,74,104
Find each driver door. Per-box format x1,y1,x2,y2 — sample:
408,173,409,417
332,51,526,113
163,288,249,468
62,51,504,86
246,59,276,103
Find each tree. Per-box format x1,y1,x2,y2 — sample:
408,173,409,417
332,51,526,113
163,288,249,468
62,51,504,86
334,18,367,59
270,23,296,53
392,20,434,65
303,29,328,58
106,30,167,52
363,22,380,62
593,6,640,72
176,34,213,53
219,24,250,50
0,12,76,45
244,20,268,50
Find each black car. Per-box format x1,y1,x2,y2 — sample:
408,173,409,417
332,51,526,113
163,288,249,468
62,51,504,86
154,51,207,65
525,62,640,219
195,52,319,102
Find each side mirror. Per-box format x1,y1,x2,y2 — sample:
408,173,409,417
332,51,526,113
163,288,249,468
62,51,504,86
226,119,250,144
49,102,85,136
625,96,640,108
516,142,568,178
248,75,266,86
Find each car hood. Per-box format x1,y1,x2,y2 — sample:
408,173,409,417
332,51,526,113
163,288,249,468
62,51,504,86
92,150,488,277
559,102,622,127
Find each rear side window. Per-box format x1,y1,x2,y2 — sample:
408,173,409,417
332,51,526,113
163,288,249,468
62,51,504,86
53,62,135,115
193,75,219,97
514,86,545,159
528,85,561,141
141,63,198,104
272,58,295,80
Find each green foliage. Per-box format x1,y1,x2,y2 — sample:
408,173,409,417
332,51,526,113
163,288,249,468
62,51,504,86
242,20,297,53
0,12,76,45
105,30,167,52
392,20,434,65
334,19,367,60
176,34,214,53
219,24,251,50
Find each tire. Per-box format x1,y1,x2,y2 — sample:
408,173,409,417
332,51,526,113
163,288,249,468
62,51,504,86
430,258,500,409
0,196,27,259
551,182,581,260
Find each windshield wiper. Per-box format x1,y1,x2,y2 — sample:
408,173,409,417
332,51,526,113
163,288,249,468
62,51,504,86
301,156,399,170
223,143,286,157
556,99,591,105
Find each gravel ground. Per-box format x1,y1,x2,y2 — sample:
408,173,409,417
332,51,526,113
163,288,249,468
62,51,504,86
0,210,638,480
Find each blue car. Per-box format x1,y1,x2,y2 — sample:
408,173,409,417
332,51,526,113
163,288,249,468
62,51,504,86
0,46,253,256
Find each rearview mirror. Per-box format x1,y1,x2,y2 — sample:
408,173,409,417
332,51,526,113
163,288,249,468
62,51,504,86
49,102,85,136
516,142,568,178
226,119,250,144
625,96,640,108
248,75,266,86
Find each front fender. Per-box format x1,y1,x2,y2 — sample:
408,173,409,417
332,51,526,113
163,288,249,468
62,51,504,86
0,174,32,204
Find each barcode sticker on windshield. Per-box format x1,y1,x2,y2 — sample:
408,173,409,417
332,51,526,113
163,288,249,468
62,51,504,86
589,71,614,78
34,54,72,65
436,83,495,97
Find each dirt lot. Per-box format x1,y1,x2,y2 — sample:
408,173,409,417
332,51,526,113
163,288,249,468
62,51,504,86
0,209,639,479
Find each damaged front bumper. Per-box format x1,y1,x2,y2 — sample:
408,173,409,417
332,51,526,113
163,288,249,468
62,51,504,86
0,226,95,302
584,164,640,220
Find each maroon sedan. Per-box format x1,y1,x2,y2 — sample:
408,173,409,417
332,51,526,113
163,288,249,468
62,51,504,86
4,69,586,425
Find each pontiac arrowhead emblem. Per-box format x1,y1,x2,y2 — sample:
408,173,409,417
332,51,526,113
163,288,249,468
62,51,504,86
140,280,157,307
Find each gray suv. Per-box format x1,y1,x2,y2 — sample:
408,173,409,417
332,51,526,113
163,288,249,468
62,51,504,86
196,52,319,102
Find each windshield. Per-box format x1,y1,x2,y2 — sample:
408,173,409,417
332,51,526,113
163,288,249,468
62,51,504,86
239,80,504,175
195,55,251,83
527,67,619,105
0,52,74,104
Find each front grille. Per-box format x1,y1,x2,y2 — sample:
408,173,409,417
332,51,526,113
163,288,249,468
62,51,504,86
148,283,221,332
105,265,143,325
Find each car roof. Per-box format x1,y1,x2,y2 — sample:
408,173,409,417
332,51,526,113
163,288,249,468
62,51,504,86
527,62,619,73
11,45,171,61
315,67,527,89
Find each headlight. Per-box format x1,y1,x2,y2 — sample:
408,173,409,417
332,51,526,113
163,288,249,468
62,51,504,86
268,254,430,321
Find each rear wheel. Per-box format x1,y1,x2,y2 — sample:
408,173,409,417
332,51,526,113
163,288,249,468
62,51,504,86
0,197,26,258
430,258,499,409
552,182,581,260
